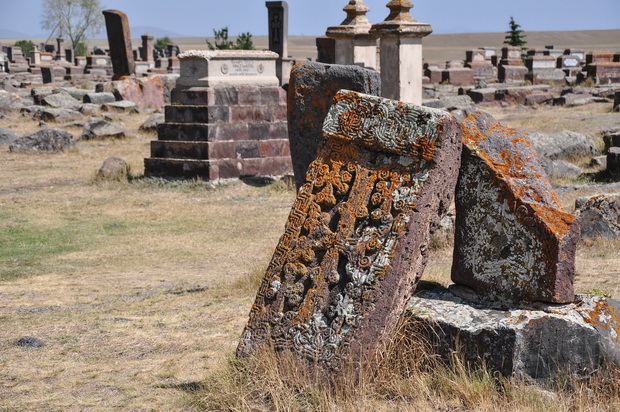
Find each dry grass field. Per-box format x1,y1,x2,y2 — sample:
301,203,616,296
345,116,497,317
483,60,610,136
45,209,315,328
0,99,619,410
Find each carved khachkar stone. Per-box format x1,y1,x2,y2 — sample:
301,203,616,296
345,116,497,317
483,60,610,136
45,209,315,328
238,90,462,370
287,62,381,189
102,9,135,80
452,112,580,304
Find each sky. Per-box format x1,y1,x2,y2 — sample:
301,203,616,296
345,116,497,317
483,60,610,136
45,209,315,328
1,0,619,39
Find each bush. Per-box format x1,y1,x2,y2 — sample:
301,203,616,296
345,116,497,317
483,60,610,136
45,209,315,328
154,36,172,54
207,27,254,50
14,40,35,57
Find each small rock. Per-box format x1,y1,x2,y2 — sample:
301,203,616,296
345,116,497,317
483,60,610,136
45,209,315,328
35,107,84,123
589,156,607,169
83,92,116,105
0,90,25,113
139,113,165,132
42,91,81,111
575,194,620,240
528,130,599,160
549,159,581,178
101,100,139,113
97,156,131,181
16,336,46,348
9,128,76,153
79,103,100,116
0,127,20,145
81,119,129,140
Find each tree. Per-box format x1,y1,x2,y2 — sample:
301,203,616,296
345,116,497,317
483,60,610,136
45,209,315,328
154,36,172,56
14,40,35,57
41,0,104,58
504,16,527,48
207,27,255,50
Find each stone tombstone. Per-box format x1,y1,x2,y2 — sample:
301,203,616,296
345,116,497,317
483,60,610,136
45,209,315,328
102,9,135,79
287,62,381,189
167,44,180,57
237,89,463,371
141,33,154,63
316,36,336,64
266,1,288,59
175,50,279,87
453,112,580,304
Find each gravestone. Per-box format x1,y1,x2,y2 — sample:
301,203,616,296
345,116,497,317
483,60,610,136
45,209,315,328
266,1,291,85
498,46,527,84
452,112,580,304
287,61,381,189
316,36,336,64
102,9,135,79
238,90,462,371
141,34,154,65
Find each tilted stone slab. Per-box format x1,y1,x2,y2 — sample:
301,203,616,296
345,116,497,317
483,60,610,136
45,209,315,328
409,285,620,382
238,90,462,370
452,112,580,304
287,62,381,189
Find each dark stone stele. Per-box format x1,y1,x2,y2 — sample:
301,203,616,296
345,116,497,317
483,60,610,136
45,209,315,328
102,9,135,80
287,62,381,189
238,90,462,371
452,112,580,304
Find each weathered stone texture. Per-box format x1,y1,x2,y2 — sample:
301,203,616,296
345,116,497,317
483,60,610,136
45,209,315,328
287,62,381,189
452,112,579,304
238,90,462,370
575,194,620,240
409,285,620,381
9,128,75,152
102,10,135,79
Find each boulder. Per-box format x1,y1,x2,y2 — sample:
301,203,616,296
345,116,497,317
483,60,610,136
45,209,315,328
453,112,580,304
0,127,20,145
81,119,129,140
575,194,620,240
97,156,131,181
0,90,24,113
466,87,496,103
42,91,82,110
408,285,620,382
30,86,56,105
35,108,84,123
553,93,594,106
528,130,599,160
101,100,139,113
139,113,165,132
423,95,475,110
111,76,166,109
83,92,116,105
9,128,75,153
548,159,582,178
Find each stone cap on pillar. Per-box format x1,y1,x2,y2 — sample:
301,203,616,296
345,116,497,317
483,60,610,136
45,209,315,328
326,0,373,39
369,0,432,38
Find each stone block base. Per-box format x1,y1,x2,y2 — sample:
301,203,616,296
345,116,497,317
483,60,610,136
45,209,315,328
408,285,620,382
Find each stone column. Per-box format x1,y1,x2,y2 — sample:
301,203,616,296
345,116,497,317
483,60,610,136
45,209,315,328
141,33,154,64
370,0,432,105
102,9,135,79
55,37,66,61
326,0,377,70
266,1,291,85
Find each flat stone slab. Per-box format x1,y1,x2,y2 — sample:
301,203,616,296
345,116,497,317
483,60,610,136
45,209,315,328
176,50,279,87
238,90,462,370
453,112,580,304
409,285,620,382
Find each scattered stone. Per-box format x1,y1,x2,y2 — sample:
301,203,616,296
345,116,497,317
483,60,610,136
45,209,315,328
603,128,620,152
96,156,131,181
453,112,580,304
553,93,594,106
607,147,620,174
238,90,462,371
466,87,496,103
524,93,554,106
15,336,46,348
0,127,20,145
81,119,129,140
111,76,166,109
30,86,56,105
614,91,620,112
35,107,84,123
574,194,620,240
528,130,599,160
423,95,475,110
101,100,139,113
79,104,100,116
139,113,165,132
42,91,82,110
9,128,76,153
549,159,582,178
589,156,607,169
287,62,381,188
0,90,25,113
409,285,620,382
83,92,116,105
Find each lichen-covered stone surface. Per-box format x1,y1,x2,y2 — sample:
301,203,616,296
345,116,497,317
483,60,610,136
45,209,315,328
287,62,381,189
575,193,620,240
452,112,579,304
238,90,462,370
408,285,620,382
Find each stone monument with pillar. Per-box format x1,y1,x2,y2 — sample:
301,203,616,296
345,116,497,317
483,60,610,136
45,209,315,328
326,0,377,70
266,1,292,86
102,9,135,80
370,0,432,105
55,37,66,61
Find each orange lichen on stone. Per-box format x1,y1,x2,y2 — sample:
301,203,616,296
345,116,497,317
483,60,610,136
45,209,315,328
452,111,580,304
238,90,462,370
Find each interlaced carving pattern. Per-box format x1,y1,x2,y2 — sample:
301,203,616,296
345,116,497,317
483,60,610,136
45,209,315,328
238,91,446,366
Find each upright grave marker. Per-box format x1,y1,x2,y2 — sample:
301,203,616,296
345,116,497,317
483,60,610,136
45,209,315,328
102,9,135,80
238,90,462,370
452,112,580,303
266,1,291,85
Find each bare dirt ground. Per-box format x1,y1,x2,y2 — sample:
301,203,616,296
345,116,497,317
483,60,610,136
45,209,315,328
0,99,618,410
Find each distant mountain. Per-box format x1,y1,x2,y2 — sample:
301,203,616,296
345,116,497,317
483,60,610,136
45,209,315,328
129,26,190,39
